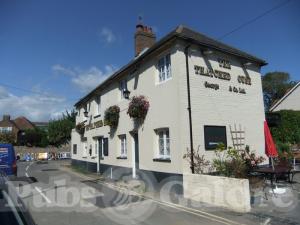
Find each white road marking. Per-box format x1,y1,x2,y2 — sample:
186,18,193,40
34,187,51,203
25,172,29,177
25,166,29,171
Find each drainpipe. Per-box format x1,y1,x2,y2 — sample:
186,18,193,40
184,45,195,174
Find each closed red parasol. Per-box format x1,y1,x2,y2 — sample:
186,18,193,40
264,121,278,157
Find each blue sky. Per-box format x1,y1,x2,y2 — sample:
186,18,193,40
0,0,299,121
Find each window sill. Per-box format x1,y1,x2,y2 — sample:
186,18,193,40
153,158,171,162
82,156,87,159
116,156,127,160
93,114,101,119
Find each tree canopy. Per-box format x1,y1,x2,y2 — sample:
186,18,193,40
262,72,296,111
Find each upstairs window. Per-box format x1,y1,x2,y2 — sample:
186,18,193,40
95,95,101,116
158,54,171,83
156,128,170,158
119,135,127,157
0,127,12,133
119,79,127,99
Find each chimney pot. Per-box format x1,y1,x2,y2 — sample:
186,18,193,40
134,23,156,56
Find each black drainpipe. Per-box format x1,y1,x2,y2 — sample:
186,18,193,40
184,45,195,174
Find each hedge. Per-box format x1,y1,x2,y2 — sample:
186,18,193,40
270,110,300,145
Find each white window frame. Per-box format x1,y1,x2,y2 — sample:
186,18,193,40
119,135,127,157
156,128,170,159
94,95,101,116
0,127,12,133
119,79,127,99
94,138,98,156
158,54,171,83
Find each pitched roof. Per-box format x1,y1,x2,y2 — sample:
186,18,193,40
269,81,300,112
14,116,36,130
75,25,267,107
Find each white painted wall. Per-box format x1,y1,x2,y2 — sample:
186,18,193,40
72,40,266,176
271,83,300,111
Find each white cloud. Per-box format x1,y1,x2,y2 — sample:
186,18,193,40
0,86,71,121
99,27,116,44
52,64,117,93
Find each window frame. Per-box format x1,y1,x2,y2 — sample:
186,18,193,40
73,144,77,155
204,125,227,150
94,95,101,116
119,135,127,157
157,53,172,84
156,128,170,159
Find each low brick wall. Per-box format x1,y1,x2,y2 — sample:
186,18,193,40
183,173,251,212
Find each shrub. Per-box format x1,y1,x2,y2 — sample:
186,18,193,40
0,132,15,145
183,147,211,174
127,96,149,120
104,105,120,128
270,110,300,145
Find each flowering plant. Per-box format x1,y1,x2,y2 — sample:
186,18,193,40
75,122,85,135
241,147,265,171
104,105,120,128
127,95,150,120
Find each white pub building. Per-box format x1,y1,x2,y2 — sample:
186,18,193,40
71,24,267,183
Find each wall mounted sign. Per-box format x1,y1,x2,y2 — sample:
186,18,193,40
218,58,231,69
229,86,246,94
204,81,219,90
86,120,105,131
194,65,231,81
237,75,252,85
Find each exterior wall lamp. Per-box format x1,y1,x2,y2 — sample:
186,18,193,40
83,110,89,117
203,49,214,55
123,89,131,99
243,62,252,66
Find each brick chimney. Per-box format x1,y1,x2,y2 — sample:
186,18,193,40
134,23,156,56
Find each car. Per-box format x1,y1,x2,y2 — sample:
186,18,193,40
0,172,36,225
0,144,17,176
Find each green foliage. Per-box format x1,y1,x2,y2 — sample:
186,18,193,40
48,110,76,147
262,72,296,111
0,133,15,144
104,105,120,128
271,110,300,145
23,128,48,147
212,144,265,178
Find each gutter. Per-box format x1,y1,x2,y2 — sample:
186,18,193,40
184,45,195,174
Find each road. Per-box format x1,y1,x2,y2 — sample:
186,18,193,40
12,160,300,225
14,160,249,225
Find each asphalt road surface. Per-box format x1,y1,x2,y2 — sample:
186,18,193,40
12,160,300,225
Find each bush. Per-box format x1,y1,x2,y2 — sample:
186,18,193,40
104,105,120,128
183,147,211,174
0,133,15,144
271,110,300,145
127,95,149,120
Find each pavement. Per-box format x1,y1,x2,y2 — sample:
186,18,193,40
10,160,300,225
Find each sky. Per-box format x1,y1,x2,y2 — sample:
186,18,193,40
0,0,299,121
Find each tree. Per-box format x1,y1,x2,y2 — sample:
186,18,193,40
47,110,76,147
22,128,48,147
0,133,15,144
262,72,296,111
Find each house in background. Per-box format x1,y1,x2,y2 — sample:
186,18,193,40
270,81,300,112
71,24,267,183
0,114,48,144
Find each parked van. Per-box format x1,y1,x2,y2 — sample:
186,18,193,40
0,144,17,176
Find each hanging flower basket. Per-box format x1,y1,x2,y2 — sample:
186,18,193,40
75,122,85,135
104,105,120,129
127,95,150,120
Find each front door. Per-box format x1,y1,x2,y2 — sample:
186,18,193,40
97,137,103,173
131,132,139,178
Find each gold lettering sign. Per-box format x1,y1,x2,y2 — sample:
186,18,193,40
237,75,251,85
194,65,231,81
218,58,231,69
